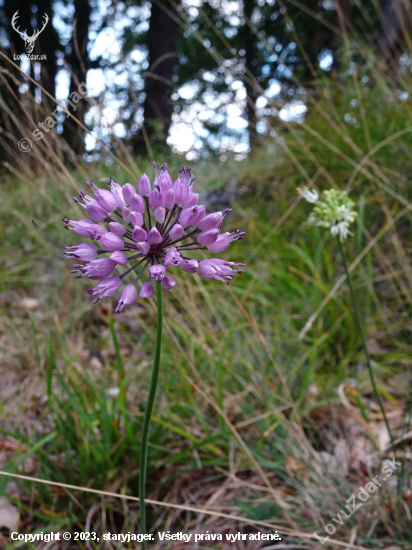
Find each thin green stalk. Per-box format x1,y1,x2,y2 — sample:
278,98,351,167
139,282,163,547
338,239,395,448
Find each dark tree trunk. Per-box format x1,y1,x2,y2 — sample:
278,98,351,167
1,0,34,158
240,0,258,151
36,0,59,100
140,0,180,148
64,0,91,155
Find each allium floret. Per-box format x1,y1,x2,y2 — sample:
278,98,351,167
63,163,246,311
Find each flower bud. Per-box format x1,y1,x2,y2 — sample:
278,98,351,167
191,205,205,227
132,227,147,242
169,224,184,240
81,259,116,279
110,250,128,264
138,173,151,197
86,202,109,222
129,193,145,213
162,276,177,291
63,243,98,261
94,189,118,213
147,227,163,244
197,229,219,246
178,206,197,229
154,207,166,224
115,284,137,312
109,179,126,208
63,219,97,238
109,221,126,237
139,281,154,298
198,212,222,232
84,224,108,240
100,233,125,251
129,211,144,228
136,241,150,255
180,259,198,273
182,193,198,209
149,186,165,210
122,207,131,224
158,164,172,193
173,177,183,204
165,188,175,210
122,183,137,204
87,277,121,303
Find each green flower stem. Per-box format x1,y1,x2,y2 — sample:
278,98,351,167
338,239,395,448
139,282,163,548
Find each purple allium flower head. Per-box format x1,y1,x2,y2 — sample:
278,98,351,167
140,281,154,299
63,164,245,310
115,284,137,312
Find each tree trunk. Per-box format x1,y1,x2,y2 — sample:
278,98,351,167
240,0,258,151
36,0,59,100
140,0,180,149
64,0,91,155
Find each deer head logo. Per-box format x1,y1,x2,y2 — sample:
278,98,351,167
11,11,49,54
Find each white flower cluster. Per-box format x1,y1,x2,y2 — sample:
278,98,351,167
297,187,358,242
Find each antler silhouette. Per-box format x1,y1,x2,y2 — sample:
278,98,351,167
11,11,28,40
29,13,49,42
